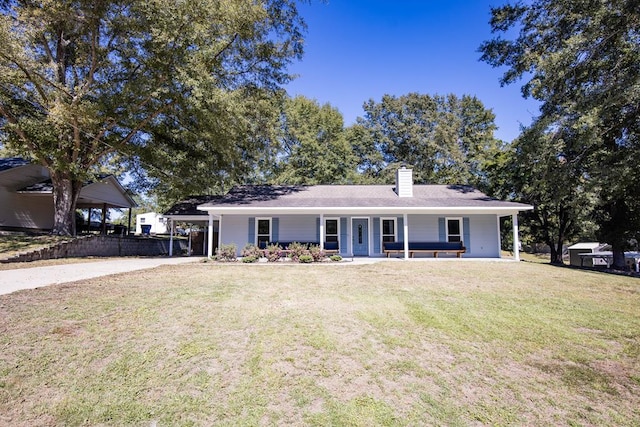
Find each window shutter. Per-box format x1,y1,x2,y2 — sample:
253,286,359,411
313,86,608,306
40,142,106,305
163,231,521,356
438,217,446,242
373,217,381,253
463,217,470,250
272,218,279,243
316,217,320,243
340,217,348,254
248,217,255,244
397,216,404,242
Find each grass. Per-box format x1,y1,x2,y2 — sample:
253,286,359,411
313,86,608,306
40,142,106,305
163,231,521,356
1,261,639,425
0,233,73,260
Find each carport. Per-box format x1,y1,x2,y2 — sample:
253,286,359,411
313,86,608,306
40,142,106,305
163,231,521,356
163,195,221,257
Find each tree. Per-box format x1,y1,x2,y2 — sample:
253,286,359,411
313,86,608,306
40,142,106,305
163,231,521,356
486,115,598,264
0,0,305,235
134,86,285,206
480,0,640,268
270,95,357,184
354,93,501,187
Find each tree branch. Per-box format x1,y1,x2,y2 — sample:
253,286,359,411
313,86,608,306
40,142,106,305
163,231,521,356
118,101,174,147
0,102,37,152
0,52,50,102
214,33,239,61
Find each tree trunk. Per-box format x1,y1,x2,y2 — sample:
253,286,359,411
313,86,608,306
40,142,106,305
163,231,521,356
549,244,564,265
50,171,83,236
611,246,627,270
602,198,629,270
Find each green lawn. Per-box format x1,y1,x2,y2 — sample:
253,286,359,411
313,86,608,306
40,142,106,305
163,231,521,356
0,233,73,260
1,261,639,426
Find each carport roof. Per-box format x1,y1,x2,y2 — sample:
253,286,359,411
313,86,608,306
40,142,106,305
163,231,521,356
164,195,223,217
1,157,137,208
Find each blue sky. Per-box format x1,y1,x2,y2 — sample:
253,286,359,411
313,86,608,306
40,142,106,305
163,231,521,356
285,0,541,142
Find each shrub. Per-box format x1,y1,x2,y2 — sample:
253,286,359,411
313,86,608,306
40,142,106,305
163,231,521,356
309,244,326,262
298,254,313,263
264,243,282,262
242,255,258,263
215,243,237,262
286,242,309,262
241,243,262,259
330,255,343,262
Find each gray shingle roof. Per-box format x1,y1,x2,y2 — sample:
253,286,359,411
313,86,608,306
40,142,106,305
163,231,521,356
0,157,30,172
197,185,531,210
164,195,224,216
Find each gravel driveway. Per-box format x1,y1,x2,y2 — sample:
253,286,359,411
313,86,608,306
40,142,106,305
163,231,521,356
0,257,200,296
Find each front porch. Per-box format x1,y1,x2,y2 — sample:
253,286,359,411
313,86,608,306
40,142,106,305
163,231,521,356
199,212,523,261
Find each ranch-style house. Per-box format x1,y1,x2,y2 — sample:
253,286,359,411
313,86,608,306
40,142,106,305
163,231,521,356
165,167,533,260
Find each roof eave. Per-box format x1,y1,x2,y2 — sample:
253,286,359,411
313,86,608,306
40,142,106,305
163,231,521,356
197,205,534,215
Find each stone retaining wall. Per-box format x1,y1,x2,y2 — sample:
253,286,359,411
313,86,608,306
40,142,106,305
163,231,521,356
1,235,188,263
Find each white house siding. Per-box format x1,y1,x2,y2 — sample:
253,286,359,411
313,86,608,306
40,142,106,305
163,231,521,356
0,187,12,228
220,214,337,256
401,214,499,258
0,189,54,230
82,180,131,207
406,214,440,242
217,213,501,258
468,215,500,258
219,215,249,253
277,215,318,242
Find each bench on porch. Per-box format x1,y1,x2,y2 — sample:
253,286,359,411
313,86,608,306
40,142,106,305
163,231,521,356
383,241,466,258
323,241,339,255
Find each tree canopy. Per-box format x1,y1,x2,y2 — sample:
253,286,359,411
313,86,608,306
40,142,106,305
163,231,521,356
480,0,640,266
269,95,357,185
0,0,305,234
353,93,501,188
486,116,598,263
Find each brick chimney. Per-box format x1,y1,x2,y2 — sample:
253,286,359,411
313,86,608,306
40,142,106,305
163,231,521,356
395,166,413,197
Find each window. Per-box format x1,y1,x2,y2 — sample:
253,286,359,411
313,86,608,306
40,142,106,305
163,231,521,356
325,219,339,242
381,218,396,243
140,218,146,223
446,218,462,243
256,218,271,246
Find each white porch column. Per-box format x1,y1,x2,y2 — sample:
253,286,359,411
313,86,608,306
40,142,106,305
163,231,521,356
207,213,214,258
512,213,520,261
497,216,502,256
218,215,223,256
203,222,207,256
169,218,174,257
403,213,409,260
319,213,325,250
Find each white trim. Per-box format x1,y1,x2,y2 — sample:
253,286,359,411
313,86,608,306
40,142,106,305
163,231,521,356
512,213,520,261
164,214,216,222
319,213,324,250
445,217,463,243
218,215,223,253
403,213,409,260
207,213,214,258
497,215,502,256
169,218,174,257
256,217,272,246
198,206,532,216
350,217,371,256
